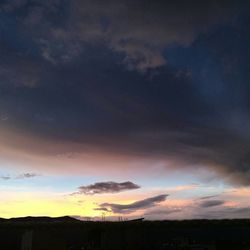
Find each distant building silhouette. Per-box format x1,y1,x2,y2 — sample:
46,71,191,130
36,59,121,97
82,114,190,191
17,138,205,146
127,217,144,222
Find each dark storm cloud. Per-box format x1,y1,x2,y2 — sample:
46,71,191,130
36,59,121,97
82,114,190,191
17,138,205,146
75,181,140,195
200,200,225,208
56,0,247,70
0,0,246,71
0,0,250,186
99,194,168,213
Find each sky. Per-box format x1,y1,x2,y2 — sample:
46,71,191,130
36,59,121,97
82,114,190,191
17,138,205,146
0,0,250,220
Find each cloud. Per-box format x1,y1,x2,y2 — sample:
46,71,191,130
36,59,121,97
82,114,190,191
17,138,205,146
16,173,39,179
99,194,168,214
0,57,43,88
168,183,199,192
94,207,110,212
199,195,220,200
75,181,140,195
200,199,225,208
0,176,11,180
1,0,245,71
1,0,28,12
68,0,244,71
195,206,250,219
144,207,182,218
0,173,39,180
0,0,250,188
0,114,9,121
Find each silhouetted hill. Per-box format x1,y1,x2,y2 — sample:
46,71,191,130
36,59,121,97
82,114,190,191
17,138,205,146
0,216,80,223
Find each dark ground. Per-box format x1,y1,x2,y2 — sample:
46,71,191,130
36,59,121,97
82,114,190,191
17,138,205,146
1,216,250,249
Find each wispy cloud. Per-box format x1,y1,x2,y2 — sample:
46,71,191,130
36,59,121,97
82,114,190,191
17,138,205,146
94,207,111,212
0,114,8,121
144,207,182,217
199,195,220,200
0,176,11,180
16,173,39,179
0,173,39,180
200,199,225,208
168,183,199,192
195,206,250,219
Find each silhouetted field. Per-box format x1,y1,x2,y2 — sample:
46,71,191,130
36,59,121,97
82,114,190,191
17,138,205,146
1,217,250,249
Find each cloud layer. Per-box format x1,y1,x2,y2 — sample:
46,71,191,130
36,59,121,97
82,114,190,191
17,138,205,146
0,0,250,188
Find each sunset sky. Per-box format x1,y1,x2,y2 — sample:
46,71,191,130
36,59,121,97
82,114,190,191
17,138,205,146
1,0,250,220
